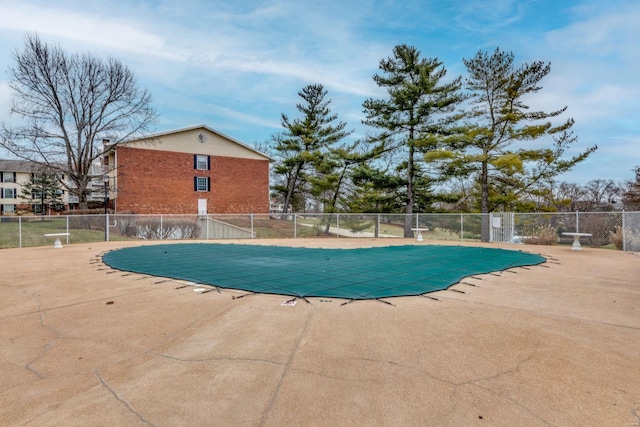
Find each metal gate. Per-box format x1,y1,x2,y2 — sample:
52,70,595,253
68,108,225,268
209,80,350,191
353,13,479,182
489,212,515,243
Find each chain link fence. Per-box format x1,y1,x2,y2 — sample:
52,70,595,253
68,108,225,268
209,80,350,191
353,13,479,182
1,211,638,251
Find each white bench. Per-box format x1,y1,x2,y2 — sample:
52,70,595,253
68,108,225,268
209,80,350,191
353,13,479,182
562,232,592,251
411,228,429,242
44,233,70,249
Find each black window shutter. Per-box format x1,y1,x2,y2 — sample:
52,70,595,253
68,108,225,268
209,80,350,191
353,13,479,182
207,177,211,191
13,172,16,182
193,155,197,169
0,173,3,183
207,156,211,170
194,177,197,191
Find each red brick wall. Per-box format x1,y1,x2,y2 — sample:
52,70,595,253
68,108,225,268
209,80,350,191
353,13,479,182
115,147,269,214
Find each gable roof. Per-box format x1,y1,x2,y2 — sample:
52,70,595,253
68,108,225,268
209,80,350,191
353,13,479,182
0,159,46,173
117,124,272,161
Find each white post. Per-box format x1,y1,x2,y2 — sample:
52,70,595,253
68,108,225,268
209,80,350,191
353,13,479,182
336,214,340,238
160,215,163,240
576,210,579,232
460,214,464,241
489,213,494,242
377,214,380,238
250,214,254,239
622,211,627,252
294,213,297,238
19,216,22,248
510,212,515,242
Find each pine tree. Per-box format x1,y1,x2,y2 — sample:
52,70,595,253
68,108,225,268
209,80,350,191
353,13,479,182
272,84,352,214
19,170,63,217
362,45,464,237
438,48,596,241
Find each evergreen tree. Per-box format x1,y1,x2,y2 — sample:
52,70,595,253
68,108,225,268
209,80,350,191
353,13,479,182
272,84,352,214
307,141,373,234
19,170,63,216
438,48,596,241
362,44,464,237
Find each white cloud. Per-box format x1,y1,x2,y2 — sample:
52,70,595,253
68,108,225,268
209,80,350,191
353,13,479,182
0,3,185,61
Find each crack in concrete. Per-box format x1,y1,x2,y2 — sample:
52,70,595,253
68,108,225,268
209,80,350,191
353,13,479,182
259,305,316,427
25,295,61,380
437,295,640,331
307,352,554,425
631,406,640,426
149,351,286,366
0,286,164,321
94,370,157,427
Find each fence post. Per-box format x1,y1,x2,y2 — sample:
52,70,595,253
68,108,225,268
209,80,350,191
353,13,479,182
622,211,627,251
206,214,209,240
510,212,515,242
66,216,69,244
376,214,380,238
576,211,579,232
250,214,254,239
294,213,297,239
336,214,340,238
19,216,22,248
160,215,163,240
489,213,494,242
460,214,464,241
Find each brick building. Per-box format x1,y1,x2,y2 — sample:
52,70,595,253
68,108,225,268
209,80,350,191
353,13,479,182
104,125,271,214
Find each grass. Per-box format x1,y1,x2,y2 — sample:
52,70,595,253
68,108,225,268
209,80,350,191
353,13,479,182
0,217,133,249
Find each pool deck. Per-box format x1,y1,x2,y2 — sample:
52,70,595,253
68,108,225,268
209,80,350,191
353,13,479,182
1,239,639,426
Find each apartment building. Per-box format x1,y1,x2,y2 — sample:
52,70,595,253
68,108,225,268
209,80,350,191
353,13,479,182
103,125,271,214
0,159,68,215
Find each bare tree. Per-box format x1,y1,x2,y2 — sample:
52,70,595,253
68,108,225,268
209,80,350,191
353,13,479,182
1,33,158,208
551,182,586,211
622,166,640,210
583,179,620,211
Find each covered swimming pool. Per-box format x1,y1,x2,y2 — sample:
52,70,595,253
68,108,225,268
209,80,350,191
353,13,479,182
102,243,546,300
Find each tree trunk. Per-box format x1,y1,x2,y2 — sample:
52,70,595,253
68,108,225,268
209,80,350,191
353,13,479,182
480,159,490,242
404,144,415,238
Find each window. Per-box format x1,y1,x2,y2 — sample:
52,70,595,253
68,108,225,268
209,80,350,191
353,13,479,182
194,154,210,170
194,176,210,192
2,188,16,199
2,172,15,183
3,204,15,214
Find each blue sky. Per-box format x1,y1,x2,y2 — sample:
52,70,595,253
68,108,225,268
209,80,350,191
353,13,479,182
0,0,638,184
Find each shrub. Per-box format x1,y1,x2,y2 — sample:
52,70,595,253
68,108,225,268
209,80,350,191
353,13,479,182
116,216,139,237
522,224,558,245
609,226,624,250
611,226,640,251
580,214,616,247
136,218,201,240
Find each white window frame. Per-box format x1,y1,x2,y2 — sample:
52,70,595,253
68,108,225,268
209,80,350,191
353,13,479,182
3,204,15,214
195,177,209,192
3,188,16,199
2,172,14,183
195,155,208,170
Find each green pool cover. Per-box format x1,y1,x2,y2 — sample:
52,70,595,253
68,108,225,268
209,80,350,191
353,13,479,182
102,243,546,300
